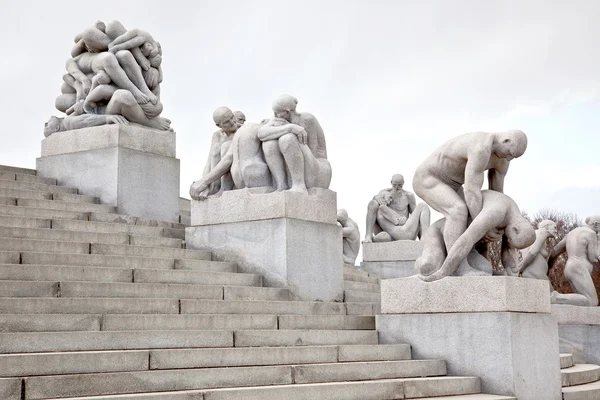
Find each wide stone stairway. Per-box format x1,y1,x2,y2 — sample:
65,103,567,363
561,353,600,399
0,163,518,399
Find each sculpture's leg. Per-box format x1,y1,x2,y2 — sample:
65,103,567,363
219,141,234,192
106,89,170,130
278,134,307,194
114,51,157,103
364,199,380,242
564,261,599,306
416,203,431,239
94,53,149,104
262,140,287,191
415,219,447,276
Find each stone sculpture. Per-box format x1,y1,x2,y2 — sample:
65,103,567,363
234,110,246,125
413,130,528,256
337,209,360,266
548,216,600,306
514,220,557,279
416,190,535,281
45,20,171,136
364,174,430,243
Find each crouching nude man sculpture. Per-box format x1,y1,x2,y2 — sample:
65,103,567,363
416,190,535,281
337,209,360,266
364,174,430,242
548,216,600,306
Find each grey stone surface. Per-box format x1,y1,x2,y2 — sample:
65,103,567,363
41,124,176,157
0,314,101,332
233,330,378,347
381,276,551,314
277,315,375,330
337,344,411,362
0,297,179,314
377,311,562,400
186,217,343,302
561,364,600,387
37,137,180,222
102,314,278,331
337,209,360,266
363,240,423,261
361,260,416,278
559,325,600,365
0,378,20,400
191,188,337,225
180,300,346,315
552,304,600,325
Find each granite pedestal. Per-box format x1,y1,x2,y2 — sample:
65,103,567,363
376,276,562,400
360,240,423,278
36,125,180,223
553,304,600,365
186,188,343,302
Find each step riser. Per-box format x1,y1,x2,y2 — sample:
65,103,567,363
52,220,163,237
343,273,379,285
344,290,381,303
344,281,381,293
234,330,379,347
0,298,178,314
133,270,261,287
0,165,36,176
0,238,89,254
224,286,289,301
21,253,175,270
0,180,77,194
175,260,236,273
103,315,278,331
0,265,133,283
0,205,88,220
16,198,116,213
0,216,50,229
0,314,101,332
91,244,211,261
278,315,375,330
89,212,185,230
60,282,224,300
180,300,347,316
0,226,130,245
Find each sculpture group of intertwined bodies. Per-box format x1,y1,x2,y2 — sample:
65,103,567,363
44,20,172,137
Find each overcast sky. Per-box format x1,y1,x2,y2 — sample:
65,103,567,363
1,0,599,235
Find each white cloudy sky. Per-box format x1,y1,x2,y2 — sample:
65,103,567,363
1,0,599,233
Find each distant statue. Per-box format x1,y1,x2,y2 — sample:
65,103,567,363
46,20,170,136
413,130,528,257
364,174,430,243
337,209,360,266
234,110,246,125
257,95,332,194
548,216,600,306
417,190,535,281
514,220,557,279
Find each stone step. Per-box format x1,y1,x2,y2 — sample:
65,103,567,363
15,197,116,213
0,188,50,201
562,378,600,400
224,285,290,301
52,191,99,204
0,165,36,175
0,226,130,245
344,280,380,293
0,214,51,228
277,315,375,330
103,314,278,331
133,269,260,287
344,289,381,303
19,252,176,270
0,330,233,353
0,377,20,400
344,265,371,277
0,251,21,264
234,329,378,347
130,235,184,248
20,360,449,399
89,212,185,230
0,179,77,194
52,219,164,237
343,272,379,285
16,173,56,185
180,299,347,315
346,302,376,315
0,264,133,283
561,364,600,387
91,243,210,260
0,204,88,220
175,259,237,272
0,314,101,332
60,281,225,299
0,281,58,297
0,237,90,254
39,377,484,400
0,297,179,314
562,353,575,369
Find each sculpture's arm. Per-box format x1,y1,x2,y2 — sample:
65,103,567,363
311,116,328,159
463,148,488,219
548,237,567,268
257,122,305,143
108,29,155,51
62,114,127,131
378,205,403,225
341,226,355,238
198,150,234,188
131,47,151,71
66,59,91,90
407,192,417,215
488,166,507,193
517,233,544,273
586,234,600,263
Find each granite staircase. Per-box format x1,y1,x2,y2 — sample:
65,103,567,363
0,164,515,399
561,353,600,399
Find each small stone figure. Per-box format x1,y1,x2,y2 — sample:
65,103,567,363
514,220,557,279
337,209,360,266
417,190,535,281
364,174,430,243
257,95,332,194
413,130,528,256
548,216,600,306
233,110,246,125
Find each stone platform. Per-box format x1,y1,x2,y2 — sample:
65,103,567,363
361,240,423,278
377,276,562,400
36,125,180,222
553,304,600,365
186,188,343,302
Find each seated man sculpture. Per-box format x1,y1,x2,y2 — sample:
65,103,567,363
364,174,430,242
417,190,535,281
337,209,360,266
257,94,332,194
548,216,600,306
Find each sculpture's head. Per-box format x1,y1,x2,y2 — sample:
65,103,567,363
272,94,298,122
213,106,238,134
538,219,557,238
390,174,404,192
505,219,536,249
494,130,528,161
44,116,62,137
585,215,600,233
233,110,246,125
337,209,348,223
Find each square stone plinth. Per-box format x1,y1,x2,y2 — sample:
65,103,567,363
553,305,600,365
362,240,423,261
37,126,179,222
186,190,343,302
377,276,561,400
381,276,551,314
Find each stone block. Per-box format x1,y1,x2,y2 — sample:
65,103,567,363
37,126,180,222
555,305,600,366
361,260,416,278
381,276,551,314
362,240,423,261
0,378,21,400
191,188,337,225
552,304,600,325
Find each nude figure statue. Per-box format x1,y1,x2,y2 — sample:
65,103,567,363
515,220,557,279
364,174,430,243
257,95,332,194
200,107,241,196
190,120,273,200
338,209,360,266
234,111,246,125
548,216,600,307
417,190,535,281
413,130,528,257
